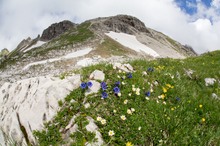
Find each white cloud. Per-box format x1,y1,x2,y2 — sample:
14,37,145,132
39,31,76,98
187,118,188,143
0,0,219,54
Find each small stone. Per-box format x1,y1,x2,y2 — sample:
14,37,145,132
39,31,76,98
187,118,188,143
85,80,100,96
89,70,105,81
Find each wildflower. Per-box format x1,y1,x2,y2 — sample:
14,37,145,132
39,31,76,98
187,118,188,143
119,70,122,73
122,75,126,79
120,115,126,120
138,127,141,130
113,66,116,69
127,72,132,79
108,130,115,136
126,142,133,146
122,81,125,85
171,108,175,111
132,85,135,88
202,118,206,122
128,93,132,96
102,92,108,99
142,71,148,76
136,88,140,92
124,99,128,104
163,101,166,105
113,110,117,113
162,87,167,93
199,104,203,108
145,97,150,100
87,81,93,88
113,87,120,94
117,75,121,78
127,109,132,115
101,119,106,125
131,108,135,112
176,97,180,101
145,91,150,97
117,92,122,97
80,82,87,89
115,81,120,86
150,88,154,92
147,67,154,72
97,116,102,121
101,82,107,90
166,84,172,88
132,87,136,92
136,91,140,95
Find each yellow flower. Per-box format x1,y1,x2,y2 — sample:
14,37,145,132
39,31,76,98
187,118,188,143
202,118,206,122
166,84,172,88
162,87,167,93
126,142,133,146
171,108,175,111
108,130,115,136
161,94,165,99
199,104,203,108
120,115,126,120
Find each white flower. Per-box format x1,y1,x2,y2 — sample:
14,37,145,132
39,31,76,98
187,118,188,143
113,110,117,113
145,97,150,100
97,116,102,121
132,87,136,92
113,66,116,70
117,75,120,78
132,85,135,88
163,101,166,105
122,81,125,85
128,93,132,96
118,92,121,97
150,88,154,92
131,108,135,112
136,91,140,95
127,109,132,115
136,88,141,92
124,99,128,104
120,115,126,120
101,119,106,125
108,130,115,136
142,71,147,76
138,127,142,130
119,70,122,73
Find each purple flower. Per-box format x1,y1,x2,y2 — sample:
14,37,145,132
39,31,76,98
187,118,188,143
113,87,120,94
145,91,150,97
80,82,87,89
115,81,120,86
101,82,107,90
127,73,132,79
87,81,93,88
102,92,108,99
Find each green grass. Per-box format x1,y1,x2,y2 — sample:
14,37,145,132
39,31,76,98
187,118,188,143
34,50,220,145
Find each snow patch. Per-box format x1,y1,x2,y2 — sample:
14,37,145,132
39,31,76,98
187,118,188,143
105,31,159,57
24,41,46,52
23,48,92,70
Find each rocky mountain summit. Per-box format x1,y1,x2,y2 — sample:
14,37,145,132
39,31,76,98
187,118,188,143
0,15,199,145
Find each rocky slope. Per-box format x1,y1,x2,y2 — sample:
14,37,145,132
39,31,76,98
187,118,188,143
0,15,198,145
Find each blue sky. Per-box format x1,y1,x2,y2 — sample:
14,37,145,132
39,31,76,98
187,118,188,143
0,0,219,54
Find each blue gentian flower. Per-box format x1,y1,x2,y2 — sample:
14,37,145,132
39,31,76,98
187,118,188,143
147,67,154,72
176,97,180,101
115,81,120,86
101,82,107,90
145,91,151,97
102,92,108,99
113,87,120,94
87,81,93,88
127,73,132,79
80,82,87,89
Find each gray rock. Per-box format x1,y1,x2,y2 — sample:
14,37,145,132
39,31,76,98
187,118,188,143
113,63,133,72
40,20,76,41
89,70,105,81
0,74,81,145
205,78,216,86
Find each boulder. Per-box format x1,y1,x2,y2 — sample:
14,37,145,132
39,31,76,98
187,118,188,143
89,70,105,81
0,74,81,145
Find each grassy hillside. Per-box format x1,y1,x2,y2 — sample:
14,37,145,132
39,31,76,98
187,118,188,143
34,51,220,145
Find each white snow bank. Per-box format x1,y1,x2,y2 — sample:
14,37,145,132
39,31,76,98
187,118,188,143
23,48,92,70
24,41,46,52
105,31,159,57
